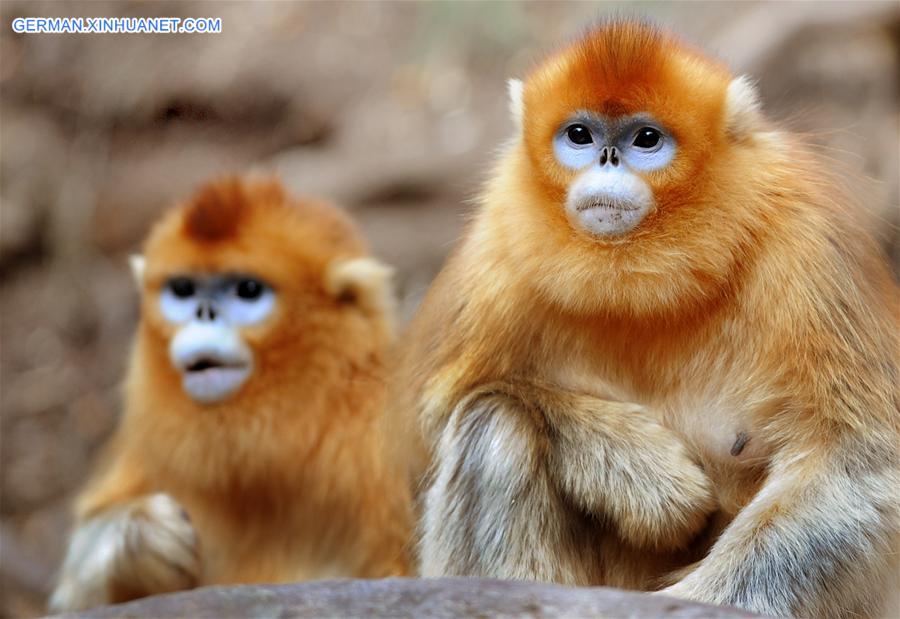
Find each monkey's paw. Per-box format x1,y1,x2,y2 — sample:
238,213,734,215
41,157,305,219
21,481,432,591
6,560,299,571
608,411,717,551
49,493,200,613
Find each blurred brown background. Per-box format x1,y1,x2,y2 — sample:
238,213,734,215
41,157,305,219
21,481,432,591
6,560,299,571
1,1,897,616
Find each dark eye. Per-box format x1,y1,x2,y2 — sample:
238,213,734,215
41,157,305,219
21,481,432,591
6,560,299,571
169,277,195,298
633,127,662,149
236,278,264,300
566,124,593,146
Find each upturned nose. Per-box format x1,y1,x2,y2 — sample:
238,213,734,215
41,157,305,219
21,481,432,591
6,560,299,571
195,301,218,321
599,146,620,167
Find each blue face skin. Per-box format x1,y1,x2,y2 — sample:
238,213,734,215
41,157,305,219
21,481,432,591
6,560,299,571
553,112,676,173
553,113,677,237
160,274,276,326
159,274,276,404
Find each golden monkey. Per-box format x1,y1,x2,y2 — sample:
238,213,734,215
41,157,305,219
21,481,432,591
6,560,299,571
50,176,413,612
390,21,899,618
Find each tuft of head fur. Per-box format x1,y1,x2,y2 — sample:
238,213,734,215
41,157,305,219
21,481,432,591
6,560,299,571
142,175,369,289
183,177,252,242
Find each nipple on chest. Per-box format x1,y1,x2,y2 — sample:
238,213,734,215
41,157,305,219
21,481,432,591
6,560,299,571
730,431,750,457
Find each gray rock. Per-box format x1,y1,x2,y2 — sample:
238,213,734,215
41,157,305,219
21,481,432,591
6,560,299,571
54,578,764,619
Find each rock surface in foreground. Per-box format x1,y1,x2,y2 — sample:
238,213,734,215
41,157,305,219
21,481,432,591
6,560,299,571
55,577,763,618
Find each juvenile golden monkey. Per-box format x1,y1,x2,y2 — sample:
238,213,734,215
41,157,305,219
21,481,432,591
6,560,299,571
50,176,413,612
391,21,899,618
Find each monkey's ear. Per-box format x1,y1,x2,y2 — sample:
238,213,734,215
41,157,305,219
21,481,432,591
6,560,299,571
325,257,397,328
129,254,146,286
507,78,524,130
725,75,763,137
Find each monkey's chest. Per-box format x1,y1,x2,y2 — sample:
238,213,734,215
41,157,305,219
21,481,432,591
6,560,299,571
663,396,772,515
549,362,773,513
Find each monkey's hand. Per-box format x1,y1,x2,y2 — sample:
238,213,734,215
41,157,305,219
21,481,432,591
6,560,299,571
528,385,716,551
656,444,899,618
49,493,200,613
420,382,715,579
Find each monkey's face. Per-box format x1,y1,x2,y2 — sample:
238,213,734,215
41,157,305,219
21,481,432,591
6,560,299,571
520,26,731,245
134,177,385,409
505,24,765,315
157,273,275,404
552,114,676,237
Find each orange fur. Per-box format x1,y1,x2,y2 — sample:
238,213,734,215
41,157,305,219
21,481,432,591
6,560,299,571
52,176,412,611
393,21,899,618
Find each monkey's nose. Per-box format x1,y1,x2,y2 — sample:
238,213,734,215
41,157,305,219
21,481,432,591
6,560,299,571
195,303,218,321
599,147,620,167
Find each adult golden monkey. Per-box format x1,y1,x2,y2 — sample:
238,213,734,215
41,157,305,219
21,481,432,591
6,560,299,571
390,20,899,618
50,176,413,612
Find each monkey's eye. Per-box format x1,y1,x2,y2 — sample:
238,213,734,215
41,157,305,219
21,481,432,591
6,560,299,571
565,124,593,146
223,278,275,324
633,127,662,149
169,277,195,298
235,278,264,300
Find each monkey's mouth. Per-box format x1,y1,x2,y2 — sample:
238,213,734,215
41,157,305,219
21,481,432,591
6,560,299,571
179,355,252,404
186,358,243,373
182,351,250,374
576,197,640,212
567,193,652,237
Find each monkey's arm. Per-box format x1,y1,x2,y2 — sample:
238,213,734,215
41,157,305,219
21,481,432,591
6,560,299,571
49,454,199,613
661,435,899,618
535,385,716,550
420,380,714,580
